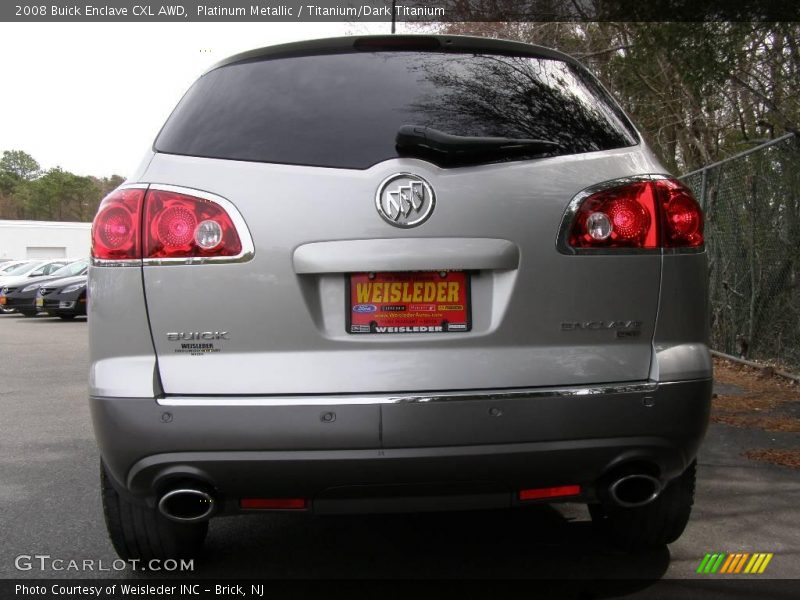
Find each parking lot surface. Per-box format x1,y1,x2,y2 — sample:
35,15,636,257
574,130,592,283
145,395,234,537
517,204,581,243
1,314,799,588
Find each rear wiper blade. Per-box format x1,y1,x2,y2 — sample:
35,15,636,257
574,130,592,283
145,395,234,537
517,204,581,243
396,125,561,164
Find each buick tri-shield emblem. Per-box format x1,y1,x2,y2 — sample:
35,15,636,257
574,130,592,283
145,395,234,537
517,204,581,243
375,173,435,228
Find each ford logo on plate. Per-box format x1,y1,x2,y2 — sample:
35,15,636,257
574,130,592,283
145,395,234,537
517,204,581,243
353,304,377,314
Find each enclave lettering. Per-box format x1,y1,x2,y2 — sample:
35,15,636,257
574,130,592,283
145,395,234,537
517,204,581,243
84,6,130,17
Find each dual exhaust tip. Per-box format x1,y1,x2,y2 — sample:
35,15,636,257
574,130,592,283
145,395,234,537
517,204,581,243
156,470,663,521
158,488,215,523
607,473,662,508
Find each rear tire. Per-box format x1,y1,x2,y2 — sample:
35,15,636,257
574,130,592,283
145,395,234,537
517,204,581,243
100,461,208,561
589,460,696,550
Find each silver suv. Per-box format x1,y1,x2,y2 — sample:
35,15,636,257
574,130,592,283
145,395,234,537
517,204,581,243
89,36,711,560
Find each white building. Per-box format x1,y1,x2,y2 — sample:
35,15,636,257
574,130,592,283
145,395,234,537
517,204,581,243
0,219,91,260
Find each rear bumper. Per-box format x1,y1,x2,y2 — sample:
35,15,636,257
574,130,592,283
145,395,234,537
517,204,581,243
91,378,711,512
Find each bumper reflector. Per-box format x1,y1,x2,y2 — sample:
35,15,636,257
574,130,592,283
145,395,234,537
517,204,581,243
518,485,581,501
240,498,307,510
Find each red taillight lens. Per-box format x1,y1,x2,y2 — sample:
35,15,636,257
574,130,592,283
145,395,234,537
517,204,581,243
605,196,652,242
92,186,246,263
656,179,704,247
91,188,144,260
567,178,703,250
144,190,243,259
569,181,658,249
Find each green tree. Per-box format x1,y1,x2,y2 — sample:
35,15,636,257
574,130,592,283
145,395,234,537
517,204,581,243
13,167,97,220
0,150,126,221
0,149,40,180
0,150,40,195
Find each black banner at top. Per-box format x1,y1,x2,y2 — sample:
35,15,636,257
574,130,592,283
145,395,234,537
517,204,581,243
2,0,800,22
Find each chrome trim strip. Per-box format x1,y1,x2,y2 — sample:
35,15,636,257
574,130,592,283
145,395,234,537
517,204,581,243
90,259,141,267
157,381,658,406
112,182,150,190
142,183,255,266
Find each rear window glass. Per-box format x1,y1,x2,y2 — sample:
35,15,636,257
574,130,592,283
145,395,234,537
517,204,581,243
155,51,638,170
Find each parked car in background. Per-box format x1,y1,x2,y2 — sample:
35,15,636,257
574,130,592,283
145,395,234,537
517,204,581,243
0,259,70,287
90,35,710,561
0,261,32,312
0,259,88,317
1,260,30,274
36,274,88,320
0,259,70,313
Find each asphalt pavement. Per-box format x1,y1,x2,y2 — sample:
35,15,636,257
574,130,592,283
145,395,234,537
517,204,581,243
1,313,798,591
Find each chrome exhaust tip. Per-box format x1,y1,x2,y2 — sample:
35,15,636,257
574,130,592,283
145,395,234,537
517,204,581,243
157,488,215,523
608,474,662,508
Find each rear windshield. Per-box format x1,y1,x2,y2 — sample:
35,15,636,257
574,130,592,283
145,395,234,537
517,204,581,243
156,51,638,170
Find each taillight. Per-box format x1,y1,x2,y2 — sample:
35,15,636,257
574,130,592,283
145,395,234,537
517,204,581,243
657,179,704,247
92,185,248,264
91,187,144,261
144,189,242,259
565,177,703,251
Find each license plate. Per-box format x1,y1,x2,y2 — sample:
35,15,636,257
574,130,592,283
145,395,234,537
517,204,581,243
35,297,44,308
347,271,471,334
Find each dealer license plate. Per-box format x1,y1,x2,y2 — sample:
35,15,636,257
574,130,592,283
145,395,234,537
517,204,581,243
347,271,471,334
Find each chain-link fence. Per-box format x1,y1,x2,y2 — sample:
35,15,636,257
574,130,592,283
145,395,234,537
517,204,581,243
681,133,800,369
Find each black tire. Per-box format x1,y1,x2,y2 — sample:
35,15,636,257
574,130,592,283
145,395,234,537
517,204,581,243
21,311,36,318
589,461,696,550
58,314,75,320
101,462,208,561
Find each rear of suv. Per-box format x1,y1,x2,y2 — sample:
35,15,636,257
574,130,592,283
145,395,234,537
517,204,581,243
89,35,711,560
